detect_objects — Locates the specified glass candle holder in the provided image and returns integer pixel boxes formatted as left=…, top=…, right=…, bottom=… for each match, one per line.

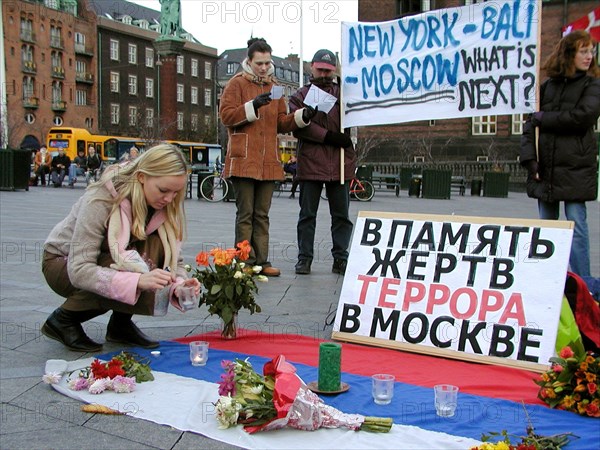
left=189, top=341, right=209, bottom=366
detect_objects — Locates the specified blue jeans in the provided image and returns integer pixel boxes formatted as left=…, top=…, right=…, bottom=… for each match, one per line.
left=230, top=177, right=275, bottom=267
left=68, top=165, right=85, bottom=184
left=297, top=180, right=353, bottom=263
left=538, top=200, right=590, bottom=277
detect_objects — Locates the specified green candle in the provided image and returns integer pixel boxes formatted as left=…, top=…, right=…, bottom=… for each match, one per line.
left=318, top=342, right=341, bottom=391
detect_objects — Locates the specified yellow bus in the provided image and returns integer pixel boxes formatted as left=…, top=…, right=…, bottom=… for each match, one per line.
left=46, top=127, right=144, bottom=162
left=47, top=127, right=222, bottom=167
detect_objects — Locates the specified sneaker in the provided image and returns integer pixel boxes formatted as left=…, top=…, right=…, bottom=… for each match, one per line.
left=295, top=260, right=311, bottom=275
left=332, top=259, right=347, bottom=275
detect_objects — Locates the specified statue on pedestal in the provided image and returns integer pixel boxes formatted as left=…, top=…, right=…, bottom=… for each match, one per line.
left=159, top=0, right=182, bottom=38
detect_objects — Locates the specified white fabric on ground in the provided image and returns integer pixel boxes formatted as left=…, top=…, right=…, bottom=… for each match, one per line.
left=46, top=359, right=481, bottom=450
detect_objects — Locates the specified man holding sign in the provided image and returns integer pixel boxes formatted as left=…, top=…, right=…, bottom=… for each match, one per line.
left=289, top=49, right=357, bottom=275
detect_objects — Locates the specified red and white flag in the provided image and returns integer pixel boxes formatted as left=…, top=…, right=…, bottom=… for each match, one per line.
left=562, top=7, right=600, bottom=42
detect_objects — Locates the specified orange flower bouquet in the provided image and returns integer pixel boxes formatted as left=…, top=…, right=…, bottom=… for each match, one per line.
left=534, top=346, right=599, bottom=417
left=190, top=240, right=267, bottom=338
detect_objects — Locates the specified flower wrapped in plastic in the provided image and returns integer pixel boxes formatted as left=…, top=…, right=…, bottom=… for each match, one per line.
left=215, top=355, right=392, bottom=433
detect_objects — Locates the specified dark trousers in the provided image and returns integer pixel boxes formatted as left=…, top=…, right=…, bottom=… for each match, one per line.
left=35, top=166, right=50, bottom=185
left=230, top=177, right=276, bottom=267
left=42, top=234, right=164, bottom=315
left=51, top=169, right=66, bottom=186
left=297, top=180, right=353, bottom=262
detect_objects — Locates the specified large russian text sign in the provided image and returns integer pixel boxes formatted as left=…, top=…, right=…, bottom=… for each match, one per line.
left=332, top=213, right=573, bottom=371
left=341, top=0, right=540, bottom=127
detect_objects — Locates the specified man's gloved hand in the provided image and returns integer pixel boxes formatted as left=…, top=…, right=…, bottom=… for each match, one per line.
left=252, top=92, right=272, bottom=111
left=302, top=105, right=317, bottom=122
left=526, top=160, right=540, bottom=180
left=324, top=131, right=353, bottom=148
left=531, top=111, right=543, bottom=127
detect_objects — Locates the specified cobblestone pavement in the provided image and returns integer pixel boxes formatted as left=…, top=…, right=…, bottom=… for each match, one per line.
left=1, top=184, right=598, bottom=449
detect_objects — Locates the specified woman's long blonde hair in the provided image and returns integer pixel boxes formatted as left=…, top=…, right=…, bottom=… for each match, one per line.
left=93, top=144, right=189, bottom=240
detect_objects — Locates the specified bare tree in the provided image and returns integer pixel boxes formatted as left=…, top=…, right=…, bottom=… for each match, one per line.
left=354, top=128, right=389, bottom=165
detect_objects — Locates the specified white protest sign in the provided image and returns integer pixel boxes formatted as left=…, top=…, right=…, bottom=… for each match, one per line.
left=341, top=0, right=540, bottom=127
left=332, top=212, right=573, bottom=372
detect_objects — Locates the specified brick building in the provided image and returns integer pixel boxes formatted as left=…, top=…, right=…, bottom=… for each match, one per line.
left=1, top=0, right=98, bottom=150
left=357, top=0, right=600, bottom=164
left=0, top=0, right=218, bottom=152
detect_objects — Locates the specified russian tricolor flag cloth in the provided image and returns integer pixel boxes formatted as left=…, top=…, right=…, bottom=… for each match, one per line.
left=46, top=331, right=598, bottom=449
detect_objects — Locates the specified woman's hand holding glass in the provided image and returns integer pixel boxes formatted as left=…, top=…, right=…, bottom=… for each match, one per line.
left=138, top=268, right=174, bottom=291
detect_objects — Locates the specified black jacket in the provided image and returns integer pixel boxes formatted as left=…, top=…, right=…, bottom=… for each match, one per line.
left=520, top=73, right=600, bottom=202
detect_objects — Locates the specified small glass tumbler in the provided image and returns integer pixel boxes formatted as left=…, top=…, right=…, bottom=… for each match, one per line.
left=189, top=341, right=209, bottom=366
left=372, top=374, right=395, bottom=405
left=434, top=384, right=459, bottom=417
left=178, top=285, right=198, bottom=312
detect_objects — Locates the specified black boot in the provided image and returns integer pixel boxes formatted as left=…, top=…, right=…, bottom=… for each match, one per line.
left=106, top=312, right=159, bottom=349
left=41, top=308, right=104, bottom=352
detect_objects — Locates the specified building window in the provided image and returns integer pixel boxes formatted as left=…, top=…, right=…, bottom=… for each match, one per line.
left=145, top=108, right=154, bottom=127
left=53, top=116, right=63, bottom=126
left=512, top=114, right=525, bottom=135
left=191, top=86, right=198, bottom=104
left=25, top=113, right=36, bottom=124
left=145, top=78, right=154, bottom=98
left=75, top=60, right=87, bottom=75
left=177, top=55, right=184, bottom=74
left=129, top=106, right=138, bottom=126
left=122, top=15, right=132, bottom=25
left=128, top=43, right=137, bottom=64
left=22, top=76, right=34, bottom=99
left=177, top=112, right=184, bottom=130
left=145, top=47, right=154, bottom=68
left=472, top=116, right=497, bottom=135
left=177, top=84, right=184, bottom=102
left=21, top=44, right=34, bottom=64
left=20, top=18, right=33, bottom=41
left=204, top=88, right=212, bottom=107
left=110, top=39, right=119, bottom=61
left=397, top=0, right=422, bottom=16
left=52, top=81, right=62, bottom=103
left=128, top=75, right=137, bottom=95
left=110, top=103, right=120, bottom=124
left=227, top=62, right=235, bottom=74
left=75, top=89, right=87, bottom=106
left=110, top=72, right=119, bottom=93
left=205, top=62, right=212, bottom=80
left=204, top=115, right=212, bottom=126
left=191, top=58, right=198, bottom=77
left=50, top=26, right=62, bottom=48
left=191, top=113, right=198, bottom=131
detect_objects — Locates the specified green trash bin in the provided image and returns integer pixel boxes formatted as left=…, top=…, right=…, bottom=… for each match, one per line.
left=196, top=171, right=213, bottom=199
left=422, top=169, right=452, bottom=199
left=483, top=172, right=510, bottom=198
left=400, top=168, right=413, bottom=190
left=0, top=149, right=31, bottom=191
left=356, top=164, right=373, bottom=181
left=471, top=179, right=482, bottom=196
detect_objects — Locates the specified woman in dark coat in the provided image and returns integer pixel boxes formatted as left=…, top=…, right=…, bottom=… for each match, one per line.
left=520, top=30, right=600, bottom=278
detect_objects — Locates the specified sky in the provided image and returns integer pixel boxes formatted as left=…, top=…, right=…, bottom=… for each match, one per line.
left=128, top=0, right=359, bottom=59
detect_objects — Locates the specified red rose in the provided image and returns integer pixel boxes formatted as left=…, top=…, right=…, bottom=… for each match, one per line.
left=585, top=402, right=600, bottom=417
left=588, top=382, right=597, bottom=395
left=559, top=347, right=574, bottom=359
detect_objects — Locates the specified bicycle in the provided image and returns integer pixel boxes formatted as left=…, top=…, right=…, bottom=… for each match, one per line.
left=320, top=176, right=375, bottom=202
left=199, top=165, right=230, bottom=202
